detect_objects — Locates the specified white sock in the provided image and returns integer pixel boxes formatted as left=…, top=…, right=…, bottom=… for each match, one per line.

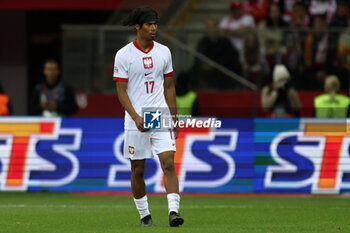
left=133, top=195, right=150, bottom=219
left=167, top=193, right=180, bottom=214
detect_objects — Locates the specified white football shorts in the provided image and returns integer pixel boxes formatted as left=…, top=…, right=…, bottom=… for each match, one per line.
left=123, top=129, right=176, bottom=160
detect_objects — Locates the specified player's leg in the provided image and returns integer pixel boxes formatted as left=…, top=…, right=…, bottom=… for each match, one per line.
left=152, top=129, right=184, bottom=227
left=130, top=159, right=146, bottom=199
left=158, top=151, right=184, bottom=227
left=130, top=159, right=153, bottom=226
left=124, top=130, right=153, bottom=226
left=158, top=151, right=178, bottom=194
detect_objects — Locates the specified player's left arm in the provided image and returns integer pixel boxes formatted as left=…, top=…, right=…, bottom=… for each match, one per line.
left=164, top=76, right=178, bottom=139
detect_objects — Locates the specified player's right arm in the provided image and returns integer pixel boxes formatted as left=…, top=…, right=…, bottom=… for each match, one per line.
left=114, top=49, right=146, bottom=132
left=116, top=81, right=147, bottom=132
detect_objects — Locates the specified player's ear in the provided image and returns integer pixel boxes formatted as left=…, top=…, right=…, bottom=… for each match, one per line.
left=135, top=24, right=141, bottom=30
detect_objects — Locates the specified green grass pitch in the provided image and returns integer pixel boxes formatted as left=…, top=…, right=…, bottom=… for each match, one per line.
left=0, top=193, right=349, bottom=233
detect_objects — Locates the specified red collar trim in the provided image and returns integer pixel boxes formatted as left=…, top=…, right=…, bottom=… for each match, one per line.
left=133, top=40, right=154, bottom=54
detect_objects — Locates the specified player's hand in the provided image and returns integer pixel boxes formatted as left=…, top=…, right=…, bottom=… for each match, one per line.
left=133, top=115, right=149, bottom=132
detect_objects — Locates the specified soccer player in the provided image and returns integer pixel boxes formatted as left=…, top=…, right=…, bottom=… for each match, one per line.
left=113, top=6, right=184, bottom=227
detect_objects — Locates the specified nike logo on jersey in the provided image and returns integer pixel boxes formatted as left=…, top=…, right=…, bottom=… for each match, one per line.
left=145, top=72, right=152, bottom=76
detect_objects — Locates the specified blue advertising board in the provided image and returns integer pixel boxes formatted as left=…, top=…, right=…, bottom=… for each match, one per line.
left=0, top=117, right=349, bottom=194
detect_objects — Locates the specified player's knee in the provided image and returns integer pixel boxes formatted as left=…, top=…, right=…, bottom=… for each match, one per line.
left=132, top=166, right=145, bottom=178
left=161, top=160, right=175, bottom=175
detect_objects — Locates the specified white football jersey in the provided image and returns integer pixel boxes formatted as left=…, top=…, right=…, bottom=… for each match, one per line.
left=113, top=40, right=174, bottom=130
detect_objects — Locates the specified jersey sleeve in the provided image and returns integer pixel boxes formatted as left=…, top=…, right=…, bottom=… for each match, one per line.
left=163, top=47, right=174, bottom=78
left=113, top=50, right=128, bottom=82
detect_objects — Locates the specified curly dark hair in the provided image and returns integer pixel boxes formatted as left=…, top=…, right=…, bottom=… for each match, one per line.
left=121, top=6, right=158, bottom=26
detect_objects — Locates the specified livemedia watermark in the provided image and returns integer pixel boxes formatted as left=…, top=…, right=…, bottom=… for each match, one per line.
left=142, top=108, right=222, bottom=130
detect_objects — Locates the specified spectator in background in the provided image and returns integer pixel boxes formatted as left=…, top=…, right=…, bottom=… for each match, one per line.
left=261, top=64, right=301, bottom=117
left=175, top=72, right=200, bottom=117
left=328, top=1, right=349, bottom=79
left=258, top=3, right=288, bottom=70
left=289, top=2, right=310, bottom=48
left=273, top=0, right=309, bottom=22
left=219, top=1, right=255, bottom=52
left=304, top=14, right=332, bottom=89
left=241, top=32, right=269, bottom=88
left=329, top=0, right=349, bottom=28
left=337, top=28, right=350, bottom=91
left=0, top=82, right=11, bottom=116
left=309, top=0, right=336, bottom=24
left=193, top=19, right=240, bottom=89
left=243, top=0, right=270, bottom=24
left=290, top=1, right=310, bottom=28
left=280, top=34, right=304, bottom=88
left=30, top=59, right=78, bottom=117
left=314, top=75, right=350, bottom=118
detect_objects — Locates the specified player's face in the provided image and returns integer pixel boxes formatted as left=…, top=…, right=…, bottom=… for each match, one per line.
left=138, top=21, right=157, bottom=40
left=43, top=62, right=60, bottom=85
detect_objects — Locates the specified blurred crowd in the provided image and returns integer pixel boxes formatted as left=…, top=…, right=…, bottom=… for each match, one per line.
left=192, top=0, right=350, bottom=92
left=2, top=0, right=350, bottom=118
